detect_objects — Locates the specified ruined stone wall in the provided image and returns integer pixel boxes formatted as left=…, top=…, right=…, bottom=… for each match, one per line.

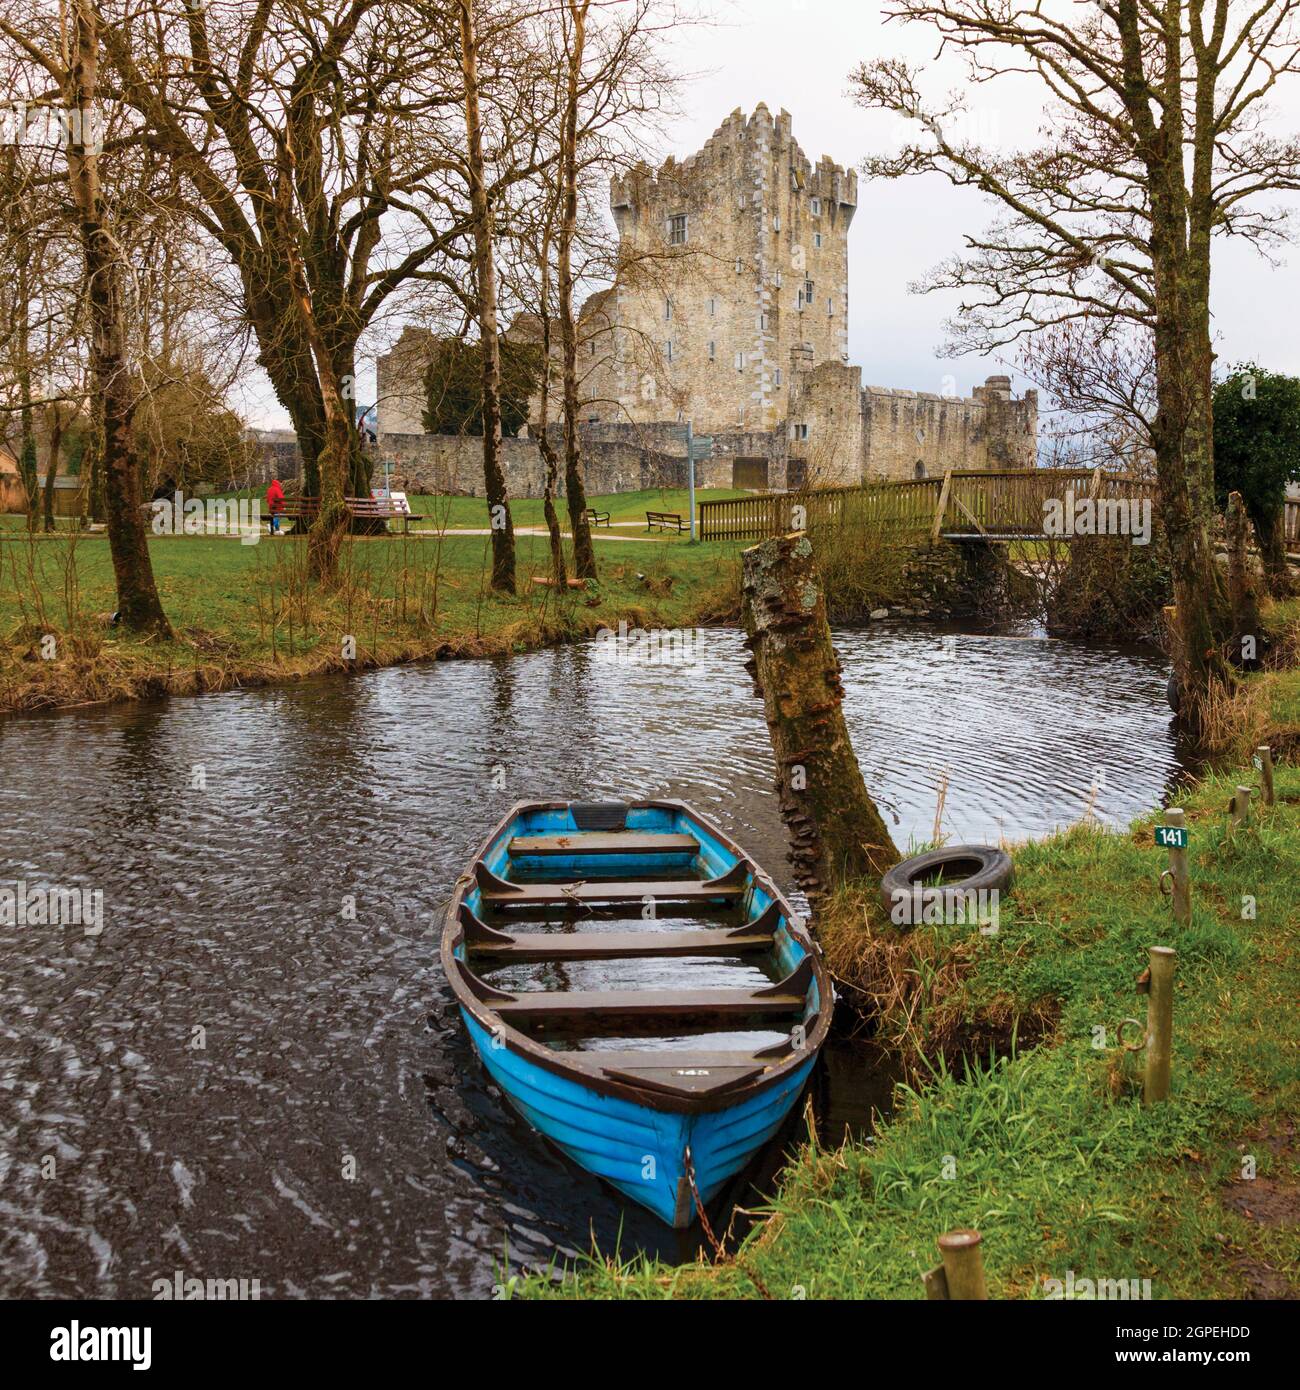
left=377, top=431, right=687, bottom=499
left=859, top=375, right=1039, bottom=481
left=607, top=105, right=855, bottom=434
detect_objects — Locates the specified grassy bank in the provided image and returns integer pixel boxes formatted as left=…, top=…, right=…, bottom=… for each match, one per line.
left=515, top=604, right=1300, bottom=1300
left=0, top=526, right=744, bottom=713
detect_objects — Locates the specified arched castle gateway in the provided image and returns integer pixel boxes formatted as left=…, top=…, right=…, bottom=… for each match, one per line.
left=376, top=106, right=1038, bottom=496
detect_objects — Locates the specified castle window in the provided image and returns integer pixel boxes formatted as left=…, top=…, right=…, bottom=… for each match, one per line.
left=668, top=214, right=688, bottom=245
left=708, top=341, right=716, bottom=361
left=664, top=340, right=673, bottom=361
left=707, top=297, right=717, bottom=316
left=773, top=213, right=781, bottom=233
left=759, top=312, right=769, bottom=331
left=735, top=258, right=743, bottom=274
left=828, top=297, right=834, bottom=316
left=775, top=368, right=783, bottom=387
left=735, top=351, right=744, bottom=371
left=791, top=423, right=809, bottom=441
left=811, top=197, right=821, bottom=216
left=774, top=270, right=782, bottom=288
left=664, top=296, right=673, bottom=321
left=814, top=232, right=823, bottom=249
left=805, top=279, right=814, bottom=303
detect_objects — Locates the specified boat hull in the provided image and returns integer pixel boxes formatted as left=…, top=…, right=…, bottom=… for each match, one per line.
left=463, top=1012, right=816, bottom=1227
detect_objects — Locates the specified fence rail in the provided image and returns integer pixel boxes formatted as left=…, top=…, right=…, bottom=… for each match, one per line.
left=697, top=468, right=1158, bottom=544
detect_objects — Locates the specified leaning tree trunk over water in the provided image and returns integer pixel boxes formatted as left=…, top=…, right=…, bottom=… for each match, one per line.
left=741, top=533, right=900, bottom=903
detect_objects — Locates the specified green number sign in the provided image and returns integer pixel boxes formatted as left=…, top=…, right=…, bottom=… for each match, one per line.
left=1155, top=826, right=1188, bottom=849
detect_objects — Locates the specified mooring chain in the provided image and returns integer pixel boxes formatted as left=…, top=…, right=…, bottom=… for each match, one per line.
left=683, top=1146, right=723, bottom=1258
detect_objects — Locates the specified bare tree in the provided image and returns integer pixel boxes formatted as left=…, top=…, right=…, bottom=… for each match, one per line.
left=850, top=0, right=1300, bottom=727
left=0, top=0, right=172, bottom=632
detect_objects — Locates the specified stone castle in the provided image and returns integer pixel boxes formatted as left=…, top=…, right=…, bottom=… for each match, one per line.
left=376, top=105, right=1037, bottom=495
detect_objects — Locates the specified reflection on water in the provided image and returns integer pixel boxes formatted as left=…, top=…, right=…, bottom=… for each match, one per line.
left=0, top=623, right=1183, bottom=1297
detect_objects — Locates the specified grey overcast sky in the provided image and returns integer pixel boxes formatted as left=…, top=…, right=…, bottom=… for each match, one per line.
left=238, top=0, right=1300, bottom=428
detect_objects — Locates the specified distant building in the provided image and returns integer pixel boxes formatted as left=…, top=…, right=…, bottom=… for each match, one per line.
left=376, top=104, right=1038, bottom=494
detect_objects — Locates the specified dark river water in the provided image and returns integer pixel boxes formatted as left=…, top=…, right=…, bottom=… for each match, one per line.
left=0, top=623, right=1188, bottom=1298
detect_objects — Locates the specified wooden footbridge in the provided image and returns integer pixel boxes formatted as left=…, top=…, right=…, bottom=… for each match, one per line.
left=697, top=468, right=1159, bottom=544
left=698, top=467, right=1300, bottom=551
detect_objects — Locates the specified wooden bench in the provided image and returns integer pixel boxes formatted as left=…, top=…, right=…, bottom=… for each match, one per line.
left=646, top=510, right=687, bottom=533
left=585, top=508, right=611, bottom=527
left=272, top=496, right=426, bottom=533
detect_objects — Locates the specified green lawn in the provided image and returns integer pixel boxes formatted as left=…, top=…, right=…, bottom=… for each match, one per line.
left=0, top=527, right=745, bottom=710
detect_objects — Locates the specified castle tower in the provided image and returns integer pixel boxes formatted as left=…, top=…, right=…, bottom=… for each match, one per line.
left=605, top=106, right=856, bottom=433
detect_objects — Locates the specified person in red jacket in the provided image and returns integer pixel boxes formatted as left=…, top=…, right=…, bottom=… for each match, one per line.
left=265, top=478, right=285, bottom=534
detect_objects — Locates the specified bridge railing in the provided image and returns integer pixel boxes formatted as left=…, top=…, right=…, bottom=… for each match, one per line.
left=697, top=468, right=1156, bottom=543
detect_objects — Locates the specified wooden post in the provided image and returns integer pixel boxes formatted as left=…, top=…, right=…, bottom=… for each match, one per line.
left=1231, top=785, right=1252, bottom=831
left=931, top=469, right=954, bottom=543
left=740, top=534, right=900, bottom=902
left=1163, top=807, right=1191, bottom=927
left=1143, top=946, right=1176, bottom=1105
left=1256, top=746, right=1275, bottom=807
left=937, top=1229, right=988, bottom=1300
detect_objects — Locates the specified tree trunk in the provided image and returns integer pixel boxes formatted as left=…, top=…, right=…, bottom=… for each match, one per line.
left=459, top=0, right=515, bottom=594
left=67, top=2, right=171, bottom=636
left=740, top=533, right=900, bottom=903
left=42, top=405, right=65, bottom=533
left=536, top=226, right=567, bottom=586
left=558, top=0, right=596, bottom=581
left=1226, top=491, right=1261, bottom=668
left=15, top=250, right=38, bottom=526
left=1252, top=507, right=1294, bottom=600
left=1147, top=184, right=1227, bottom=727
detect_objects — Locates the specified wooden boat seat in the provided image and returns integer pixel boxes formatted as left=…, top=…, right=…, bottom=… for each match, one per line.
left=474, top=858, right=751, bottom=906
left=495, top=987, right=805, bottom=1027
left=508, top=831, right=700, bottom=856
left=463, top=957, right=815, bottom=1035
left=459, top=901, right=783, bottom=960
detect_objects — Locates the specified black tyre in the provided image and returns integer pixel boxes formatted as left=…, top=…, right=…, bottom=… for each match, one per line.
left=1166, top=671, right=1180, bottom=714
left=880, top=845, right=1014, bottom=926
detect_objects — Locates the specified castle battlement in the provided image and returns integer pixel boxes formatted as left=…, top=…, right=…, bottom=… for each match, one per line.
left=378, top=106, right=1038, bottom=492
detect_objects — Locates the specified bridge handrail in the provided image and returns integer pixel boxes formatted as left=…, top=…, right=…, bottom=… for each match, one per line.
left=697, top=469, right=1158, bottom=542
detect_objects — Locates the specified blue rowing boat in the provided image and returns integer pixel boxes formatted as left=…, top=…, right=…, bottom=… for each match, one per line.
left=441, top=799, right=831, bottom=1228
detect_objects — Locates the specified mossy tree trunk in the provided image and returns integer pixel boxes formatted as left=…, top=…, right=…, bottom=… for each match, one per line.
left=741, top=533, right=900, bottom=903
left=1253, top=506, right=1294, bottom=600
left=1226, top=491, right=1261, bottom=667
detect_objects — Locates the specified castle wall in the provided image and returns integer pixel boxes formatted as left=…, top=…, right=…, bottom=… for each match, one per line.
left=860, top=375, right=1039, bottom=480
left=373, top=106, right=1039, bottom=487
left=607, top=105, right=855, bottom=434
left=377, top=431, right=688, bottom=499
